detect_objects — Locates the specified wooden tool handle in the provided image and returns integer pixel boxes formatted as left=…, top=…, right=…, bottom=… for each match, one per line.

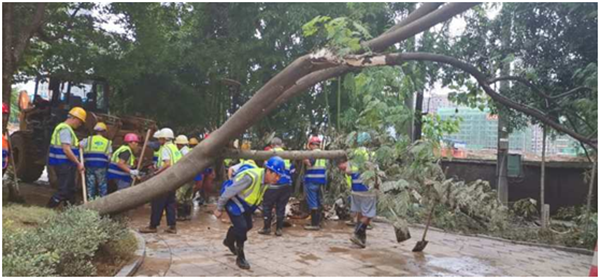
left=79, top=148, right=88, bottom=204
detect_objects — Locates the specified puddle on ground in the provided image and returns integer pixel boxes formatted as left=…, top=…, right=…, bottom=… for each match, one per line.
left=424, top=257, right=500, bottom=276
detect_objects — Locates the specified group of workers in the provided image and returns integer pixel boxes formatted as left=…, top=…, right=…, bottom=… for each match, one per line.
left=213, top=133, right=378, bottom=270
left=7, top=104, right=377, bottom=271
left=44, top=106, right=213, bottom=234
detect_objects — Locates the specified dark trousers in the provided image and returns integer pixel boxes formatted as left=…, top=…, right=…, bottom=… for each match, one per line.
left=150, top=191, right=176, bottom=228
left=48, top=164, right=77, bottom=207
left=263, top=186, right=291, bottom=223
left=226, top=209, right=253, bottom=245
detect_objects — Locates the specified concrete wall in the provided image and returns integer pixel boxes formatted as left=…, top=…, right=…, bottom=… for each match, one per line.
left=441, top=159, right=597, bottom=214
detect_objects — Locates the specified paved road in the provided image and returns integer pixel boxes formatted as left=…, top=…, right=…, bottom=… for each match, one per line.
left=128, top=203, right=593, bottom=277
left=7, top=182, right=593, bottom=276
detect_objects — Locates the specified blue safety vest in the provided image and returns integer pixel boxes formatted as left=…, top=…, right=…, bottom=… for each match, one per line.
left=107, top=145, right=135, bottom=182
left=304, top=150, right=327, bottom=184
left=83, top=135, right=111, bottom=168
left=48, top=123, right=79, bottom=166
left=348, top=165, right=368, bottom=192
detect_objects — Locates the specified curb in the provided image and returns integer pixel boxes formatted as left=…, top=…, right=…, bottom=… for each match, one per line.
left=115, top=229, right=146, bottom=277
left=374, top=216, right=594, bottom=256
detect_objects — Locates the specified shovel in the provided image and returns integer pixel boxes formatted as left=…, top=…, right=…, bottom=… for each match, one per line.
left=79, top=148, right=88, bottom=204
left=412, top=198, right=437, bottom=252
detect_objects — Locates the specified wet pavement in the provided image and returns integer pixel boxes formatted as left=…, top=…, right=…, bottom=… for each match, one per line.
left=7, top=182, right=593, bottom=277
left=128, top=203, right=593, bottom=277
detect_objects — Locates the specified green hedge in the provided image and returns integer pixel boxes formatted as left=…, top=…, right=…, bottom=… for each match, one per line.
left=3, top=206, right=131, bottom=276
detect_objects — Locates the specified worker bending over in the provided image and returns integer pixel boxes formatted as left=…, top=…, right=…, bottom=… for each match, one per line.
left=214, top=156, right=286, bottom=269
left=107, top=133, right=140, bottom=192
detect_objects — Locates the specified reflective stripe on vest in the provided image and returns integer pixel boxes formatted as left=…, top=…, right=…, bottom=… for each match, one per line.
left=48, top=123, right=79, bottom=166
left=234, top=168, right=266, bottom=206
left=107, top=145, right=134, bottom=182
left=349, top=164, right=368, bottom=192
left=273, top=147, right=292, bottom=185
left=83, top=135, right=111, bottom=168
left=157, top=143, right=182, bottom=168
left=304, top=151, right=327, bottom=184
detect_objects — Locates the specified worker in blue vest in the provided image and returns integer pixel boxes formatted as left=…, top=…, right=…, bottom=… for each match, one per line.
left=303, top=136, right=327, bottom=230
left=214, top=156, right=285, bottom=269
left=139, top=128, right=182, bottom=234
left=258, top=137, right=295, bottom=236
left=47, top=107, right=87, bottom=208
left=337, top=144, right=377, bottom=248
left=80, top=122, right=112, bottom=200
left=107, top=133, right=140, bottom=191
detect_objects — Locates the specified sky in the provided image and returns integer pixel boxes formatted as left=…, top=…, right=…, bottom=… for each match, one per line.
left=15, top=3, right=501, bottom=98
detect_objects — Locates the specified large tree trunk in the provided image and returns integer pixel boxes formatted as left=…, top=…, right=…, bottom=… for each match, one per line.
left=413, top=90, right=424, bottom=141
left=84, top=3, right=478, bottom=215
left=222, top=149, right=347, bottom=161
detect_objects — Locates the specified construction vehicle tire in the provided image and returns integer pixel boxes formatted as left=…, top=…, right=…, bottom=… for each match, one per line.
left=10, top=132, right=45, bottom=183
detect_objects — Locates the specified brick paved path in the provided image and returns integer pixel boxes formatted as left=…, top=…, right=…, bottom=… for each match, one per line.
left=129, top=204, right=593, bottom=277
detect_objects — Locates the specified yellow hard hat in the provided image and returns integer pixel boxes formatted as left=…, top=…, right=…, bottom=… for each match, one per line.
left=241, top=141, right=251, bottom=151
left=94, top=122, right=107, bottom=131
left=175, top=135, right=189, bottom=145
left=189, top=138, right=199, bottom=145
left=69, top=107, right=87, bottom=123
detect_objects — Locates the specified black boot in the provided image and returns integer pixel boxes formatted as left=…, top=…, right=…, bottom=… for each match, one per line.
left=235, top=243, right=251, bottom=269
left=47, top=197, right=60, bottom=208
left=350, top=222, right=366, bottom=248
left=258, top=217, right=271, bottom=235
left=223, top=226, right=237, bottom=255
left=304, top=210, right=320, bottom=230
left=275, top=217, right=284, bottom=236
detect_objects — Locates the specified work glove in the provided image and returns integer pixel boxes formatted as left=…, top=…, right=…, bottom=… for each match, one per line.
left=130, top=169, right=140, bottom=177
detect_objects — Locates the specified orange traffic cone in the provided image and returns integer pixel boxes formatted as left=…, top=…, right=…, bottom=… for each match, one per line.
left=590, top=243, right=597, bottom=277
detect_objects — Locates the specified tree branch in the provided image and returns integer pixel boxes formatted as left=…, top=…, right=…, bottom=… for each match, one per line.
left=340, top=52, right=597, bottom=150
left=13, top=3, right=46, bottom=65
left=36, top=4, right=82, bottom=42
left=489, top=76, right=592, bottom=100
left=221, top=149, right=348, bottom=161
left=382, top=3, right=444, bottom=35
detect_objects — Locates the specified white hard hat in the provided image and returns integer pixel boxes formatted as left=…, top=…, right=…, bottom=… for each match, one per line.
left=153, top=130, right=162, bottom=139
left=175, top=135, right=189, bottom=145
left=159, top=128, right=174, bottom=139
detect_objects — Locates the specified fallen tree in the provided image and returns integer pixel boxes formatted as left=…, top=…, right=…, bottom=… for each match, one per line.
left=84, top=2, right=475, bottom=215
left=220, top=149, right=348, bottom=161
left=84, top=2, right=595, bottom=215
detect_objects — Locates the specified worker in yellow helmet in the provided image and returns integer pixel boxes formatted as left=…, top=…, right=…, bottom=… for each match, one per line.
left=47, top=107, right=87, bottom=208
left=175, top=134, right=194, bottom=221
left=189, top=137, right=199, bottom=148
left=80, top=122, right=112, bottom=200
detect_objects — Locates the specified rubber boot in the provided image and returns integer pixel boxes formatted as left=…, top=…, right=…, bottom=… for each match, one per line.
left=350, top=223, right=366, bottom=248
left=304, top=210, right=320, bottom=231
left=236, top=243, right=251, bottom=269
left=223, top=226, right=237, bottom=255
left=275, top=217, right=284, bottom=236
left=258, top=217, right=272, bottom=235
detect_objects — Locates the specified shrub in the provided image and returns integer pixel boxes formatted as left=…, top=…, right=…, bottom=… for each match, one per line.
left=3, top=206, right=132, bottom=276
